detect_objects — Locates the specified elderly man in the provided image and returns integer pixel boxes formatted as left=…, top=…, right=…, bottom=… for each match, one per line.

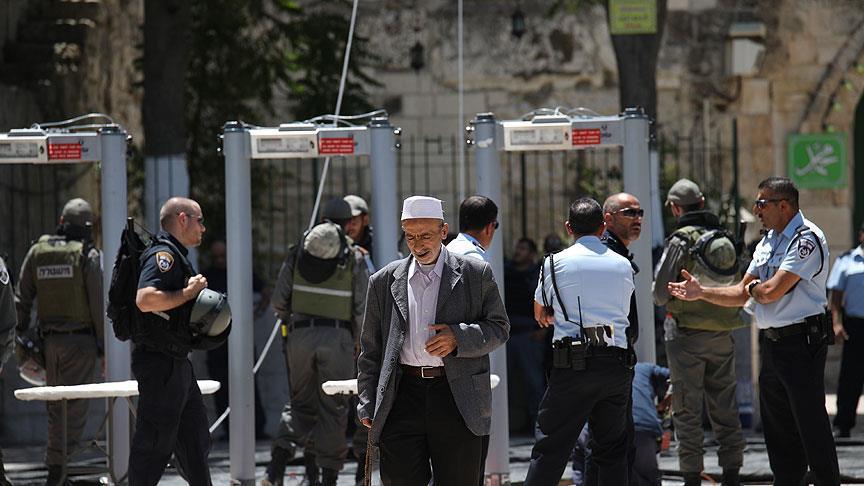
left=357, top=195, right=509, bottom=485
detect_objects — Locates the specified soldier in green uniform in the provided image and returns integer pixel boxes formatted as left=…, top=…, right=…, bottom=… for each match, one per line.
left=653, top=180, right=745, bottom=486
left=263, top=198, right=370, bottom=486
left=0, top=255, right=16, bottom=486
left=15, top=198, right=103, bottom=486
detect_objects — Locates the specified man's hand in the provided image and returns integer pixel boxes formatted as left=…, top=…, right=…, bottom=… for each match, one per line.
left=184, top=274, right=208, bottom=301
left=425, top=324, right=457, bottom=357
left=361, top=418, right=372, bottom=428
left=834, top=321, right=849, bottom=342
left=667, top=269, right=704, bottom=302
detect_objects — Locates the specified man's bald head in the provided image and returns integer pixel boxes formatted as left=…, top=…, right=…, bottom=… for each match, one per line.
left=159, top=197, right=206, bottom=247
left=160, top=197, right=198, bottom=230
left=602, top=192, right=642, bottom=247
left=603, top=193, right=638, bottom=214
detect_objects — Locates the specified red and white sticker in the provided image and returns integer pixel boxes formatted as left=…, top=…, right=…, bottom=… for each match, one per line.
left=318, top=137, right=355, bottom=155
left=48, top=143, right=82, bottom=160
left=572, top=128, right=602, bottom=146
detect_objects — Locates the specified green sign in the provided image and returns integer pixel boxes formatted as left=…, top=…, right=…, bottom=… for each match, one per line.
left=609, top=0, right=657, bottom=35
left=788, top=133, right=847, bottom=189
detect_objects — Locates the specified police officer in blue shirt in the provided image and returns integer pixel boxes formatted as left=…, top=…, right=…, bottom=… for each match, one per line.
left=827, top=222, right=864, bottom=438
left=525, top=198, right=635, bottom=486
left=669, top=177, right=839, bottom=486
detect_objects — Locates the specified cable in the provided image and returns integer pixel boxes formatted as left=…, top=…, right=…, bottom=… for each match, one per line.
left=209, top=317, right=283, bottom=434
left=32, top=113, right=115, bottom=129
left=306, top=0, right=360, bottom=232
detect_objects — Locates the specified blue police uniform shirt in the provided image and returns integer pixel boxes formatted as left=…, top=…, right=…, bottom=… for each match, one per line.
left=827, top=246, right=864, bottom=318
left=745, top=211, right=829, bottom=328
left=533, top=235, right=634, bottom=348
left=138, top=230, right=193, bottom=292
left=446, top=232, right=488, bottom=262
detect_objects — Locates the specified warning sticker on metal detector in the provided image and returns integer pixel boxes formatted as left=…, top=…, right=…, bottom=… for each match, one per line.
left=48, top=143, right=83, bottom=160
left=572, top=129, right=602, bottom=146
left=318, top=137, right=355, bottom=155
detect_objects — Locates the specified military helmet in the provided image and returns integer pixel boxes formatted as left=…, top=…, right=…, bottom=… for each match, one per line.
left=692, top=230, right=738, bottom=279
left=61, top=198, right=93, bottom=227
left=297, top=222, right=349, bottom=283
left=190, top=288, right=232, bottom=337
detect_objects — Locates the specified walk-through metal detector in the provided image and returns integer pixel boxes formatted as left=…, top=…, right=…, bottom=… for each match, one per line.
left=0, top=124, right=131, bottom=481
left=470, top=108, right=653, bottom=482
left=221, top=115, right=400, bottom=484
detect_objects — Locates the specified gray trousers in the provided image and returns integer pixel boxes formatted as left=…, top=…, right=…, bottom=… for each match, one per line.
left=665, top=328, right=744, bottom=473
left=43, top=333, right=98, bottom=466
left=274, top=327, right=354, bottom=470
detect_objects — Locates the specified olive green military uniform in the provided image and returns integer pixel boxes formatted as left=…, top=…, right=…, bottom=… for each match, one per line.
left=653, top=211, right=745, bottom=477
left=15, top=233, right=103, bottom=468
left=269, top=222, right=369, bottom=479
left=0, top=256, right=17, bottom=485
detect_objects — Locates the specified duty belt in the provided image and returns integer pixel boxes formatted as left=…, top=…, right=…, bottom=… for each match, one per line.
left=42, top=327, right=93, bottom=336
left=580, top=325, right=614, bottom=347
left=292, top=318, right=352, bottom=332
left=760, top=312, right=832, bottom=344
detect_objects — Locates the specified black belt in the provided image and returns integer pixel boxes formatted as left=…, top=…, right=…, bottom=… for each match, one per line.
left=401, top=364, right=446, bottom=379
left=760, top=313, right=829, bottom=343
left=293, top=318, right=351, bottom=331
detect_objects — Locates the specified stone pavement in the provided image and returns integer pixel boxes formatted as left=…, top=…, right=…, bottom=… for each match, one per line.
left=4, top=430, right=864, bottom=485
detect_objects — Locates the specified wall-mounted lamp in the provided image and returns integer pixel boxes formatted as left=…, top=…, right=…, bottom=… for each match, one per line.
left=410, top=41, right=425, bottom=71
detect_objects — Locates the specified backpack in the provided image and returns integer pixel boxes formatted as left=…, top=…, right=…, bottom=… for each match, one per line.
left=106, top=218, right=150, bottom=341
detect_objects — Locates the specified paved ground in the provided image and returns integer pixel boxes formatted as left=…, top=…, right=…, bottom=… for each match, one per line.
left=5, top=429, right=864, bottom=485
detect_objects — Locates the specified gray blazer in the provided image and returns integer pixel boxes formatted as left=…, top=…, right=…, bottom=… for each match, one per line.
left=357, top=249, right=510, bottom=444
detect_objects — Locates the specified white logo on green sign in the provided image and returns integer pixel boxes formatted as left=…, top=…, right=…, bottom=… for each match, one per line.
left=787, top=133, right=847, bottom=189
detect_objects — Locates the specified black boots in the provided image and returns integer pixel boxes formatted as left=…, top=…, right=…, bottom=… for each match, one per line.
left=262, top=445, right=294, bottom=486
left=683, top=472, right=702, bottom=486
left=721, top=468, right=741, bottom=486
left=321, top=468, right=338, bottom=486
left=300, top=452, right=319, bottom=486
left=45, top=465, right=67, bottom=486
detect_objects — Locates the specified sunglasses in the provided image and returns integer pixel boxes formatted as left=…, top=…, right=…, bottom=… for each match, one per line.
left=614, top=207, right=644, bottom=218
left=178, top=212, right=204, bottom=224
left=493, top=221, right=500, bottom=229
left=754, top=198, right=787, bottom=209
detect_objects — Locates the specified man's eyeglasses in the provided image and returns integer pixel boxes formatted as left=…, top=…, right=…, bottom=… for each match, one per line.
left=754, top=198, right=787, bottom=210
left=493, top=221, right=500, bottom=229
left=614, top=207, right=644, bottom=218
left=178, top=212, right=204, bottom=224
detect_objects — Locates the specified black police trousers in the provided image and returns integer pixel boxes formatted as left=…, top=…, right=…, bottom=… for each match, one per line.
left=525, top=355, right=633, bottom=486
left=834, top=316, right=864, bottom=433
left=759, top=332, right=839, bottom=486
left=129, top=347, right=211, bottom=486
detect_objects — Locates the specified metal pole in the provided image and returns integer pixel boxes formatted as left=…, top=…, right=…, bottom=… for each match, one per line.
left=223, top=122, right=256, bottom=485
left=472, top=112, right=510, bottom=482
left=621, top=108, right=656, bottom=364
left=369, top=116, right=400, bottom=267
left=99, top=124, right=130, bottom=480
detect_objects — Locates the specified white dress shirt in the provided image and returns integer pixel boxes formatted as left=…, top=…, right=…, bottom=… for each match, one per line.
left=400, top=246, right=447, bottom=367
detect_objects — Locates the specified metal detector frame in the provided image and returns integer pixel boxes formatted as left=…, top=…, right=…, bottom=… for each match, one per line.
left=469, top=108, right=653, bottom=482
left=221, top=116, right=400, bottom=484
left=0, top=125, right=131, bottom=482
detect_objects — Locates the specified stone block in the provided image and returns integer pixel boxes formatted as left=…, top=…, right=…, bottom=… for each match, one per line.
left=433, top=92, right=487, bottom=117
left=688, top=0, right=717, bottom=10
left=803, top=204, right=851, bottom=256
left=740, top=78, right=771, bottom=115
left=402, top=93, right=434, bottom=117
left=667, top=0, right=689, bottom=11
left=817, top=37, right=845, bottom=65
left=787, top=37, right=817, bottom=66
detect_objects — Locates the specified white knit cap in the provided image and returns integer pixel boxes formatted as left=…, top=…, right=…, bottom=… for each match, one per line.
left=400, top=196, right=444, bottom=221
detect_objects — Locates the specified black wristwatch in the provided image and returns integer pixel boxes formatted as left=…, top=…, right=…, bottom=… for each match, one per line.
left=747, top=279, right=761, bottom=298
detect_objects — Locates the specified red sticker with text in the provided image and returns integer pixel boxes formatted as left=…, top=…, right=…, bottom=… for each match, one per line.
left=318, top=137, right=355, bottom=155
left=572, top=129, right=602, bottom=146
left=48, top=143, right=82, bottom=160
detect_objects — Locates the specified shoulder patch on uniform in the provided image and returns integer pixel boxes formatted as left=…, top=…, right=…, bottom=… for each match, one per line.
left=156, top=251, right=174, bottom=273
left=0, top=259, right=8, bottom=286
left=798, top=237, right=816, bottom=259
